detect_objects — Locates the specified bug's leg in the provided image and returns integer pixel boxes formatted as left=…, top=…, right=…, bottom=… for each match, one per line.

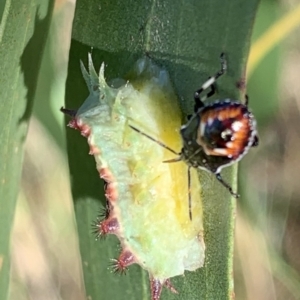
left=252, top=135, right=259, bottom=147
left=188, top=166, right=192, bottom=221
left=194, top=53, right=227, bottom=112
left=245, top=94, right=249, bottom=106
left=215, top=173, right=239, bottom=198
left=194, top=80, right=216, bottom=112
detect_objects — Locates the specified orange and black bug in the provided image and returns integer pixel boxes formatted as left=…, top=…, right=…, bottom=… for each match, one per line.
left=130, top=53, right=258, bottom=219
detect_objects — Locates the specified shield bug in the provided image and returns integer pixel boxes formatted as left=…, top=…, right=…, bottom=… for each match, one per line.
left=130, top=53, right=258, bottom=208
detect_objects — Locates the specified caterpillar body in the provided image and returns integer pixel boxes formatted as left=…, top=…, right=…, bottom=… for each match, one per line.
left=62, top=55, right=205, bottom=300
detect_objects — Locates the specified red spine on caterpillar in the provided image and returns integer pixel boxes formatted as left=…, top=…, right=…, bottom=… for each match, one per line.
left=62, top=54, right=205, bottom=300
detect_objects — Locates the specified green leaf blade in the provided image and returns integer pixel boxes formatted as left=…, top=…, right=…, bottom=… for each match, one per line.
left=0, top=1, right=54, bottom=298
left=65, top=1, right=259, bottom=299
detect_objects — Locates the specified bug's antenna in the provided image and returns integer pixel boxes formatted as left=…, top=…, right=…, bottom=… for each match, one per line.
left=129, top=124, right=194, bottom=221
left=188, top=167, right=192, bottom=220
left=215, top=173, right=239, bottom=198
left=129, top=125, right=179, bottom=156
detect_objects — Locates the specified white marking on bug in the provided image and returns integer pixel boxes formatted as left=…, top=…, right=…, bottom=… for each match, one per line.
left=213, top=148, right=229, bottom=155
left=221, top=129, right=233, bottom=140
left=217, top=114, right=224, bottom=121
left=200, top=121, right=206, bottom=136
left=232, top=121, right=243, bottom=132
left=207, top=117, right=214, bottom=126
left=226, top=142, right=234, bottom=148
left=180, top=124, right=186, bottom=130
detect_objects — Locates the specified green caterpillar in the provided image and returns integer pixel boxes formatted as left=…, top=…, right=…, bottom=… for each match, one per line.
left=62, top=55, right=205, bottom=300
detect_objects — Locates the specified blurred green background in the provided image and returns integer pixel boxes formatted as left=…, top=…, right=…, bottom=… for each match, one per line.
left=9, top=0, right=300, bottom=299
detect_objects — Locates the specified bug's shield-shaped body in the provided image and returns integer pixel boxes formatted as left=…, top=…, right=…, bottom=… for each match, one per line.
left=64, top=55, right=205, bottom=300
left=181, top=100, right=256, bottom=174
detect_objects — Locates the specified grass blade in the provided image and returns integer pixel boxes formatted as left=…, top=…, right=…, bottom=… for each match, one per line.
left=0, top=1, right=54, bottom=298
left=65, top=0, right=259, bottom=299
